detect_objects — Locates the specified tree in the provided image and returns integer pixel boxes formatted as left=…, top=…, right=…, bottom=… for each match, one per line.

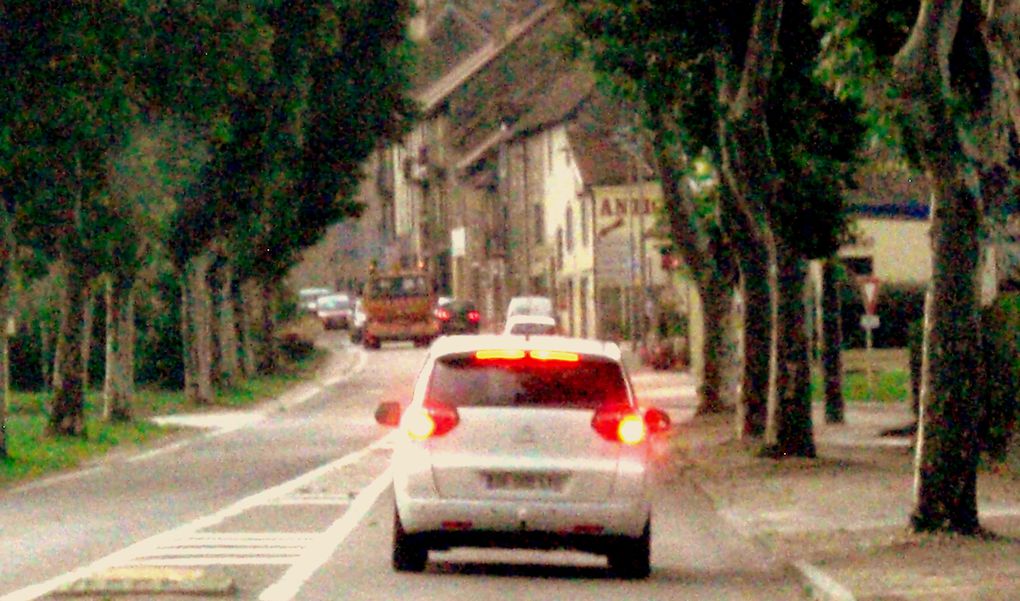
left=565, top=1, right=863, bottom=455
left=2, top=3, right=137, bottom=437
left=812, top=0, right=1018, bottom=533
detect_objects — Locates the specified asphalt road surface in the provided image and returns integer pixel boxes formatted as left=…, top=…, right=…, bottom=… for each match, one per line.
left=0, top=332, right=803, bottom=600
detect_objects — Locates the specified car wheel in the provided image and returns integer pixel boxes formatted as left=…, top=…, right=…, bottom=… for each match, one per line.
left=607, top=520, right=651, bottom=579
left=365, top=336, right=381, bottom=350
left=392, top=511, right=427, bottom=572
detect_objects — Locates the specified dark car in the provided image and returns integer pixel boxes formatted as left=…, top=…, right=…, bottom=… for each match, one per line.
left=434, top=298, right=481, bottom=335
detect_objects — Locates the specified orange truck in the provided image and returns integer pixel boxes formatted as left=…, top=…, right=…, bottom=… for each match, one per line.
left=360, top=267, right=439, bottom=349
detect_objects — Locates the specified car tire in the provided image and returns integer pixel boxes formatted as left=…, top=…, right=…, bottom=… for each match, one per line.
left=607, top=520, right=651, bottom=579
left=364, top=336, right=380, bottom=350
left=392, top=511, right=427, bottom=572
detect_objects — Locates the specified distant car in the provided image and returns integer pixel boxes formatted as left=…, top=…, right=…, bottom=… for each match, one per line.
left=298, top=287, right=334, bottom=312
left=503, top=314, right=558, bottom=336
left=316, top=293, right=353, bottom=330
left=434, top=298, right=481, bottom=335
left=350, top=298, right=366, bottom=343
left=374, top=335, right=671, bottom=578
left=505, top=295, right=555, bottom=320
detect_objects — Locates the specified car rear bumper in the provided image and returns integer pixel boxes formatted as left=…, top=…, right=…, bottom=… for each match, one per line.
left=394, top=495, right=651, bottom=539
left=366, top=321, right=439, bottom=340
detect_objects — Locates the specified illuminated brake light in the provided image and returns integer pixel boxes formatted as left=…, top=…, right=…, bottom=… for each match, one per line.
left=617, top=414, right=647, bottom=445
left=403, top=401, right=459, bottom=440
left=404, top=410, right=436, bottom=440
left=592, top=404, right=646, bottom=445
left=467, top=310, right=480, bottom=322
left=434, top=308, right=451, bottom=320
left=475, top=349, right=526, bottom=360
left=529, top=350, right=579, bottom=362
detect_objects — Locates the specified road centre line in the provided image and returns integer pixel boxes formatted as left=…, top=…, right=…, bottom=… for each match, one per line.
left=0, top=431, right=397, bottom=601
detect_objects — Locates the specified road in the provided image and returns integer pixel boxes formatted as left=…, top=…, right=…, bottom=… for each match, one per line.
left=0, top=332, right=802, bottom=600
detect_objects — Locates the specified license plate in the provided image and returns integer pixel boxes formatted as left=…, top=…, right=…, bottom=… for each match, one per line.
left=484, top=472, right=564, bottom=491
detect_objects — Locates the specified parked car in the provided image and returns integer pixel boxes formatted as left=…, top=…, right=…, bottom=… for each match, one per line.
left=434, top=297, right=481, bottom=335
left=502, top=314, right=558, bottom=336
left=505, top=295, right=555, bottom=321
left=374, top=334, right=671, bottom=578
left=350, top=298, right=366, bottom=343
left=298, top=287, right=334, bottom=312
left=316, top=293, right=353, bottom=330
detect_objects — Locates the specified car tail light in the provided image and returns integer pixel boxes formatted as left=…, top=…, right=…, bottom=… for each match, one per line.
left=403, top=400, right=459, bottom=440
left=592, top=404, right=646, bottom=445
left=434, top=307, right=451, bottom=321
left=467, top=310, right=480, bottom=323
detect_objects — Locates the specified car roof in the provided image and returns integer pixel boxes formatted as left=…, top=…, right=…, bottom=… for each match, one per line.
left=505, top=314, right=556, bottom=326
left=430, top=334, right=622, bottom=362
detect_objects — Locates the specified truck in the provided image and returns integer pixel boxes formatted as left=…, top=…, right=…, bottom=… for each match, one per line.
left=360, top=265, right=439, bottom=349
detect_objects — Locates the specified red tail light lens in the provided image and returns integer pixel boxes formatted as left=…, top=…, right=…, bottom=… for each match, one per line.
left=434, top=308, right=451, bottom=321
left=404, top=400, right=459, bottom=440
left=467, top=310, right=481, bottom=323
left=592, top=403, right=646, bottom=445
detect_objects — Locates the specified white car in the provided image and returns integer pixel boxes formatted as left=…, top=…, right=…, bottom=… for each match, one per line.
left=502, top=314, right=558, bottom=336
left=505, top=295, right=555, bottom=320
left=374, top=334, right=671, bottom=578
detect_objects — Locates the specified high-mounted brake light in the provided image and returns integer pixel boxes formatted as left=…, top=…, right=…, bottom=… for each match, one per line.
left=475, top=349, right=526, bottom=360
left=529, top=350, right=579, bottom=362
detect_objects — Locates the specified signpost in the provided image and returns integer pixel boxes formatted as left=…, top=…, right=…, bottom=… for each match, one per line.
left=858, top=276, right=881, bottom=400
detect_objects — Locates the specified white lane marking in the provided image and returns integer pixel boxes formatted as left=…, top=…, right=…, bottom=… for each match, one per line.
left=127, top=440, right=192, bottom=463
left=258, top=466, right=392, bottom=601
left=0, top=432, right=396, bottom=601
left=127, top=557, right=295, bottom=567
left=8, top=466, right=105, bottom=495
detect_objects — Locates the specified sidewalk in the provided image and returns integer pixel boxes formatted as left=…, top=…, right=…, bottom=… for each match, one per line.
left=627, top=348, right=1020, bottom=601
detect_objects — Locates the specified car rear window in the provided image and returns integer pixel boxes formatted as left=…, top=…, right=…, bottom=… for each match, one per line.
left=427, top=354, right=629, bottom=410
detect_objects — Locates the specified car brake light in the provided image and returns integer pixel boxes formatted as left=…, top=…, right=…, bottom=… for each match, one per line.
left=475, top=349, right=526, bottom=360
left=404, top=400, right=459, bottom=440
left=592, top=404, right=646, bottom=445
left=467, top=310, right=480, bottom=322
left=529, top=350, right=579, bottom=362
left=434, top=307, right=451, bottom=320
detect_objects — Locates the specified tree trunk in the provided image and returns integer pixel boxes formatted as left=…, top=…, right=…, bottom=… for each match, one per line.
left=189, top=253, right=214, bottom=404
left=181, top=263, right=199, bottom=404
left=734, top=223, right=771, bottom=438
left=209, top=262, right=223, bottom=388
left=258, top=277, right=278, bottom=374
left=697, top=272, right=732, bottom=415
left=103, top=276, right=132, bottom=422
left=48, top=257, right=87, bottom=437
left=821, top=257, right=845, bottom=424
left=218, top=263, right=240, bottom=389
left=0, top=213, right=11, bottom=458
left=911, top=172, right=983, bottom=534
left=764, top=240, right=816, bottom=458
left=124, top=289, right=136, bottom=401
left=239, top=279, right=259, bottom=379
left=51, top=263, right=69, bottom=392
left=81, top=285, right=95, bottom=393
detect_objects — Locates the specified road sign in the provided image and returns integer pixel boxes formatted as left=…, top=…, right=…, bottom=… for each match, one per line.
left=859, top=276, right=881, bottom=315
left=860, top=314, right=880, bottom=330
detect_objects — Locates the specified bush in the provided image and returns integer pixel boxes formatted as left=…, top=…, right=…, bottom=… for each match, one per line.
left=978, top=293, right=1019, bottom=460
left=276, top=332, right=315, bottom=363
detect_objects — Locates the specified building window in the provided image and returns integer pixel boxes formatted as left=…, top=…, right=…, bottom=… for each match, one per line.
left=565, top=206, right=574, bottom=252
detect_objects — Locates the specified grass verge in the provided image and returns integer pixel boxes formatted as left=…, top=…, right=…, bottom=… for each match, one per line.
left=1, top=346, right=326, bottom=490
